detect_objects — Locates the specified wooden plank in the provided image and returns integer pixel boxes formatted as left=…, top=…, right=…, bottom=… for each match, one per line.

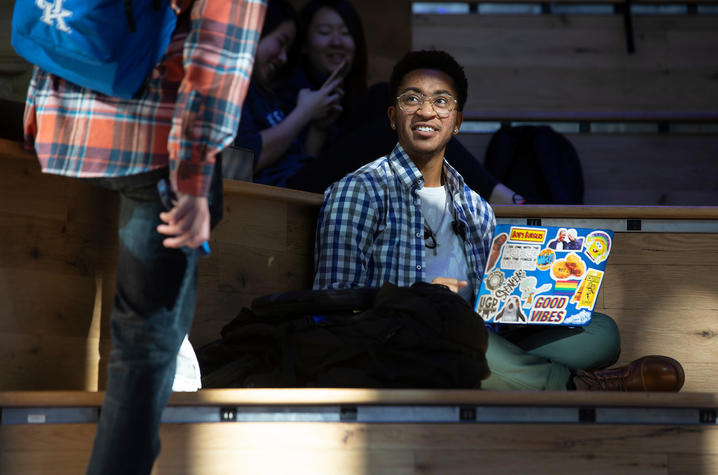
left=602, top=265, right=718, bottom=310
left=223, top=179, right=323, bottom=207
left=154, top=449, right=414, bottom=475
left=0, top=333, right=100, bottom=391
left=458, top=133, right=718, bottom=206
left=608, top=233, right=718, bottom=266
left=3, top=422, right=718, bottom=454
left=668, top=453, right=718, bottom=475
left=0, top=153, right=71, bottom=221
left=3, top=422, right=718, bottom=475
left=0, top=269, right=99, bottom=336
left=0, top=213, right=117, bottom=278
left=414, top=450, right=669, bottom=475
left=492, top=205, right=718, bottom=219
left=577, top=135, right=718, bottom=206
left=413, top=15, right=718, bottom=118
left=5, top=389, right=718, bottom=408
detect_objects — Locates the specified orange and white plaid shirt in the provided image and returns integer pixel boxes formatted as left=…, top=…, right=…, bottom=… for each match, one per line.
left=23, top=0, right=266, bottom=197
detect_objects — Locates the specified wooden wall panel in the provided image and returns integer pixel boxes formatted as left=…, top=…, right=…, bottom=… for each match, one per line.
left=413, top=15, right=718, bottom=119
left=4, top=421, right=718, bottom=474
left=0, top=332, right=101, bottom=391
left=413, top=451, right=669, bottom=475
left=0, top=147, right=117, bottom=391
left=456, top=133, right=718, bottom=206
left=193, top=191, right=317, bottom=347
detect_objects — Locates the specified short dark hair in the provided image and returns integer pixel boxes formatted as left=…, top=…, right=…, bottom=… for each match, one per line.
left=389, top=50, right=468, bottom=111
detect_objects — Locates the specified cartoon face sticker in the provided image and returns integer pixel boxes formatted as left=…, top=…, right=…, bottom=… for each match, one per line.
left=585, top=231, right=612, bottom=264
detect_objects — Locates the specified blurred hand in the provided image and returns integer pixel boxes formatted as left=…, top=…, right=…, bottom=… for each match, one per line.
left=157, top=192, right=210, bottom=249
left=431, top=277, right=468, bottom=294
left=296, top=78, right=343, bottom=123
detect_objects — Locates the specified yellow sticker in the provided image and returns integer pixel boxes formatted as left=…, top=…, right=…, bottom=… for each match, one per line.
left=572, top=269, right=604, bottom=309
left=509, top=227, right=546, bottom=243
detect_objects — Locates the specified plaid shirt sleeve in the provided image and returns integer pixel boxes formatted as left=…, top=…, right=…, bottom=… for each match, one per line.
left=313, top=175, right=381, bottom=289
left=468, top=187, right=496, bottom=279
left=170, top=0, right=266, bottom=196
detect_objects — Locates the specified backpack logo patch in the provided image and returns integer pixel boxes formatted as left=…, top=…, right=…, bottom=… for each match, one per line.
left=36, top=0, right=73, bottom=33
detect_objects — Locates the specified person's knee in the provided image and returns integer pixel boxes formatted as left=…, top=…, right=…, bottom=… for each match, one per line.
left=586, top=312, right=621, bottom=367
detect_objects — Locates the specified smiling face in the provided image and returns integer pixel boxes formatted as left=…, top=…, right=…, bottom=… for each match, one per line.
left=388, top=68, right=463, bottom=166
left=255, top=19, right=297, bottom=87
left=306, top=7, right=355, bottom=76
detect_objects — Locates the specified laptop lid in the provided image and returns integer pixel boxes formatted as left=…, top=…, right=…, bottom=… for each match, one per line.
left=474, top=224, right=613, bottom=326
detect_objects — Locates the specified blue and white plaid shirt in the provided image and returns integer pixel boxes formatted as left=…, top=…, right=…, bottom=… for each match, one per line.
left=314, top=143, right=496, bottom=300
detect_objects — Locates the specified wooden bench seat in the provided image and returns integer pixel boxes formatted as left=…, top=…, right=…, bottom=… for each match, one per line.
left=3, top=389, right=718, bottom=474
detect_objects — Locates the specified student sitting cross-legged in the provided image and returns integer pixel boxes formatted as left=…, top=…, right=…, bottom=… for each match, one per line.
left=313, top=50, right=685, bottom=391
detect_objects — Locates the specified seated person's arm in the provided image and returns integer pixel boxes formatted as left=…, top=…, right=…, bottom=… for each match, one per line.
left=256, top=80, right=342, bottom=173
left=313, top=177, right=378, bottom=289
left=431, top=277, right=468, bottom=294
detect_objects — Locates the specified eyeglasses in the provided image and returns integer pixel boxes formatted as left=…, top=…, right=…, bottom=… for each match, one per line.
left=396, top=91, right=458, bottom=118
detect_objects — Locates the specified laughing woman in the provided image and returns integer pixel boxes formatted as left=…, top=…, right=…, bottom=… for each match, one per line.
left=232, top=0, right=344, bottom=186
left=279, top=0, right=523, bottom=205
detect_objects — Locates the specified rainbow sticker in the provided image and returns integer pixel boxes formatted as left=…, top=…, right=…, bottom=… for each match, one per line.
left=554, top=280, right=579, bottom=295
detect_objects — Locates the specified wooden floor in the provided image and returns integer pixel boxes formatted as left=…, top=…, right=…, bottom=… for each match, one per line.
left=2, top=389, right=718, bottom=474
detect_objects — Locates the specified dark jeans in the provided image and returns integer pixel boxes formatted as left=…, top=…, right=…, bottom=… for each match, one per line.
left=84, top=165, right=222, bottom=475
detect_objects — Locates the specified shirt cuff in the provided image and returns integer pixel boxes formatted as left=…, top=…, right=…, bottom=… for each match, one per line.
left=172, top=159, right=215, bottom=197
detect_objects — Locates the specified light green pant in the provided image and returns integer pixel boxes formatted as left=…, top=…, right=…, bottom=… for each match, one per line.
left=481, top=313, right=621, bottom=391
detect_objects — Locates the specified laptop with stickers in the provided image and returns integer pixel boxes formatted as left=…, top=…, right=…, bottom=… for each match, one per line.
left=474, top=224, right=613, bottom=326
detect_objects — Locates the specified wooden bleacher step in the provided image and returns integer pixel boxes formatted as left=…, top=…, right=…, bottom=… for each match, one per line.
left=4, top=389, right=718, bottom=474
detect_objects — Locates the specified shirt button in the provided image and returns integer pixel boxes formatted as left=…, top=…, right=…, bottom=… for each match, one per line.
left=416, top=232, right=422, bottom=238
left=416, top=265, right=422, bottom=270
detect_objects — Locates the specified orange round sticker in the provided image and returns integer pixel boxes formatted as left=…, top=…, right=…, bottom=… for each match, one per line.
left=536, top=248, right=555, bottom=270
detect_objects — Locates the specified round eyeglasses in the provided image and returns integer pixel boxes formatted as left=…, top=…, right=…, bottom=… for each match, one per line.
left=396, top=91, right=458, bottom=118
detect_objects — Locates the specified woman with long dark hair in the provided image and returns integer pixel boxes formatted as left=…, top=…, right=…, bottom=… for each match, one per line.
left=280, top=0, right=523, bottom=204
left=232, top=0, right=343, bottom=186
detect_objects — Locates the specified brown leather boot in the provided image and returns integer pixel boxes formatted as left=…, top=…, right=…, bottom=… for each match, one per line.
left=574, top=355, right=685, bottom=392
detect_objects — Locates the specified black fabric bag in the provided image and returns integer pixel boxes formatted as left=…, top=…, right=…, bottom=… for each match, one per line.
left=197, top=282, right=490, bottom=389
left=484, top=125, right=584, bottom=204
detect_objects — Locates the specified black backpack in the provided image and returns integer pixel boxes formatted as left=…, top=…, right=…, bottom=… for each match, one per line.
left=197, top=282, right=490, bottom=389
left=484, top=125, right=584, bottom=204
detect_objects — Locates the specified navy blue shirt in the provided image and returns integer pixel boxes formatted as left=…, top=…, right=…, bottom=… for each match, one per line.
left=234, top=82, right=314, bottom=187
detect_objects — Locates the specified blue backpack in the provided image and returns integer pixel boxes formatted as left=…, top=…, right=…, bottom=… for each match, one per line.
left=12, top=0, right=178, bottom=99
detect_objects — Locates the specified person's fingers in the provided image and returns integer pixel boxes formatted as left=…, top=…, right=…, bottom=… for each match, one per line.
left=157, top=194, right=209, bottom=249
left=160, top=216, right=207, bottom=248
left=322, top=78, right=342, bottom=92
left=431, top=277, right=468, bottom=293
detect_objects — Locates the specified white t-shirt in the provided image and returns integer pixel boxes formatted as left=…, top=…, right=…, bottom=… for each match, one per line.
left=417, top=185, right=473, bottom=302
